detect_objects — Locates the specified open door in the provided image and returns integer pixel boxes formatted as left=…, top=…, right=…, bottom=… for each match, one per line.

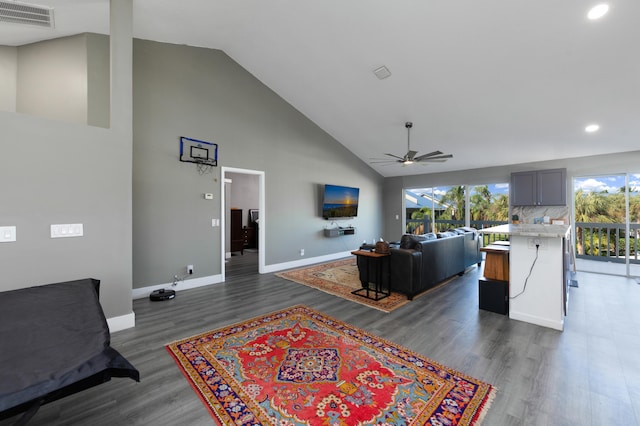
left=221, top=167, right=266, bottom=281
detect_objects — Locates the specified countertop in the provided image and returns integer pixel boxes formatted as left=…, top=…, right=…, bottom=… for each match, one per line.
left=479, top=224, right=570, bottom=238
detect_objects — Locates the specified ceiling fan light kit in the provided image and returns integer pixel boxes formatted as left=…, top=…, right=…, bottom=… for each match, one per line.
left=370, top=122, right=452, bottom=166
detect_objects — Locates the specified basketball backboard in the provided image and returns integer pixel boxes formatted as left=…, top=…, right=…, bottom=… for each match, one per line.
left=180, top=136, right=217, bottom=166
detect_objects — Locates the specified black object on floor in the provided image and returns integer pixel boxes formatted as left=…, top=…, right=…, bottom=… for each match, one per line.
left=479, top=277, right=508, bottom=315
left=150, top=289, right=175, bottom=301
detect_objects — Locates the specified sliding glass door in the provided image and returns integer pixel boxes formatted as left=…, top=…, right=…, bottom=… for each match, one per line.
left=574, top=174, right=640, bottom=277
left=404, top=182, right=509, bottom=237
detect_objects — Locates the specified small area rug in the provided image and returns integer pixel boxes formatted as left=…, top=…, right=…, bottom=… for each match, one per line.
left=166, top=305, right=496, bottom=425
left=276, top=257, right=409, bottom=313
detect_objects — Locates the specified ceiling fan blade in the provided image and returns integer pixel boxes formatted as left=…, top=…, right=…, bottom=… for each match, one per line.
left=370, top=159, right=401, bottom=163
left=372, top=162, right=400, bottom=166
left=415, top=154, right=453, bottom=163
left=413, top=150, right=444, bottom=161
left=421, top=154, right=453, bottom=160
left=406, top=150, right=418, bottom=160
left=384, top=153, right=405, bottom=160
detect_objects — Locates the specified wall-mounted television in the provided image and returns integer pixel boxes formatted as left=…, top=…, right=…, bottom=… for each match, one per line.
left=322, top=184, right=359, bottom=219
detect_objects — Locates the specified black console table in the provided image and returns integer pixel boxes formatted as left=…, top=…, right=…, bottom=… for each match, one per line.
left=351, top=250, right=390, bottom=301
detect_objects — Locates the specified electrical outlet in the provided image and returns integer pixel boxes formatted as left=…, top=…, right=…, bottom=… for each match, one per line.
left=300, top=249, right=305, bottom=256
left=527, top=237, right=546, bottom=250
left=0, top=226, right=16, bottom=243
left=187, top=264, right=194, bottom=274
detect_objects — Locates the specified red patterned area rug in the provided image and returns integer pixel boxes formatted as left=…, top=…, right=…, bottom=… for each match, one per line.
left=166, top=305, right=496, bottom=425
left=275, top=257, right=410, bottom=313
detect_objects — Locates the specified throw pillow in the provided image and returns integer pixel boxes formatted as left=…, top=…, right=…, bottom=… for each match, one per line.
left=399, top=234, right=428, bottom=249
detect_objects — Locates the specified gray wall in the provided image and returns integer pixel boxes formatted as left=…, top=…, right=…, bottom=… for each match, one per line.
left=17, top=35, right=88, bottom=124
left=132, top=39, right=383, bottom=288
left=228, top=172, right=259, bottom=227
left=2, top=34, right=109, bottom=127
left=226, top=172, right=259, bottom=253
left=0, top=45, right=17, bottom=112
left=86, top=33, right=110, bottom=128
left=0, top=1, right=133, bottom=322
left=383, top=151, right=640, bottom=238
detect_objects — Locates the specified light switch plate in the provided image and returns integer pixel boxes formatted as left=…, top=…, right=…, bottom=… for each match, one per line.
left=0, top=226, right=16, bottom=242
left=51, top=223, right=84, bottom=238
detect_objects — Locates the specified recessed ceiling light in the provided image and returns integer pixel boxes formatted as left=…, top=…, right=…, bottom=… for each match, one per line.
left=587, top=4, right=609, bottom=20
left=585, top=124, right=600, bottom=133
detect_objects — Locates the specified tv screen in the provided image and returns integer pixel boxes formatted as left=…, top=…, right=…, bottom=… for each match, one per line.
left=322, top=184, right=359, bottom=219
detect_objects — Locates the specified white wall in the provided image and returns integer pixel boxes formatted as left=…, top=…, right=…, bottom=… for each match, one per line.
left=0, top=45, right=17, bottom=112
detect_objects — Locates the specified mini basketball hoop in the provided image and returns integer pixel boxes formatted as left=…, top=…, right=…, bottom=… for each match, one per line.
left=194, top=157, right=216, bottom=175
left=179, top=136, right=218, bottom=175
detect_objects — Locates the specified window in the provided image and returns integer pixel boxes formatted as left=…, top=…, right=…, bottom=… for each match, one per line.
left=405, top=183, right=508, bottom=236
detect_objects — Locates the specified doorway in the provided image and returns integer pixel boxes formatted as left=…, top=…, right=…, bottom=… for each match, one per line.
left=573, top=173, right=640, bottom=277
left=220, top=167, right=266, bottom=281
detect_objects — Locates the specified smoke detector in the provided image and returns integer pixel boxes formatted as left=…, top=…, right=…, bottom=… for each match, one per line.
left=0, top=1, right=55, bottom=28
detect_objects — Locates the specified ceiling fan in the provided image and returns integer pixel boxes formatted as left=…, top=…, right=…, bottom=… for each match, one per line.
left=370, top=122, right=453, bottom=166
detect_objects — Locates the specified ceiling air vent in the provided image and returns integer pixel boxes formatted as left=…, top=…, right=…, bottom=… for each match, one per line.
left=0, top=1, right=54, bottom=28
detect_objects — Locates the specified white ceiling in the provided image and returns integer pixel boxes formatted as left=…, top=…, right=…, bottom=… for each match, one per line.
left=2, top=0, right=639, bottom=177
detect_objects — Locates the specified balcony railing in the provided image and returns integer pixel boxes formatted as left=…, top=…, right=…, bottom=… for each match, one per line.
left=575, top=222, right=640, bottom=264
left=405, top=219, right=509, bottom=245
left=405, top=219, right=640, bottom=263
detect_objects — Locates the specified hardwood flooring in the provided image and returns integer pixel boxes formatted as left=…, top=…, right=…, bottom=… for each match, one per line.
left=3, top=252, right=640, bottom=425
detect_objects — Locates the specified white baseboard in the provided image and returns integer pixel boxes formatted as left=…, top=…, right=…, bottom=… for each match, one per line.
left=509, top=311, right=564, bottom=331
left=107, top=312, right=136, bottom=333
left=263, top=251, right=353, bottom=274
left=132, top=274, right=223, bottom=300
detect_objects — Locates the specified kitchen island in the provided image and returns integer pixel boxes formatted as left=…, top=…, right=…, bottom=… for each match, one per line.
left=479, top=224, right=571, bottom=331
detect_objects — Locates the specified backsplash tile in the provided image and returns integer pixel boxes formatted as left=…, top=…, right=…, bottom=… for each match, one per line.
left=512, top=206, right=569, bottom=224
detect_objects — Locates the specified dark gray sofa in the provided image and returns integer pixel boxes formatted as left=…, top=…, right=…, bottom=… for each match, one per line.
left=389, top=228, right=481, bottom=300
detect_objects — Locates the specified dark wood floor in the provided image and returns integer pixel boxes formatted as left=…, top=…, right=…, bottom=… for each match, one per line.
left=3, top=252, right=640, bottom=425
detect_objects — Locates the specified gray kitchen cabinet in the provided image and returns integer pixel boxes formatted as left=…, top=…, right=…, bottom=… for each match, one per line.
left=510, top=168, right=566, bottom=206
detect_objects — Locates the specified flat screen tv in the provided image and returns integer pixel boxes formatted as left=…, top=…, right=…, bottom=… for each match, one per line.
left=322, top=184, right=359, bottom=219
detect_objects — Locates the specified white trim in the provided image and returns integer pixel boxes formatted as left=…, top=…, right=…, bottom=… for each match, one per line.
left=107, top=312, right=135, bottom=332
left=132, top=274, right=223, bottom=300
left=221, top=167, right=266, bottom=281
left=509, top=311, right=564, bottom=331
left=263, top=251, right=353, bottom=274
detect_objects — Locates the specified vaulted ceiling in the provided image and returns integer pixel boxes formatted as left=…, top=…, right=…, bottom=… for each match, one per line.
left=3, top=0, right=639, bottom=177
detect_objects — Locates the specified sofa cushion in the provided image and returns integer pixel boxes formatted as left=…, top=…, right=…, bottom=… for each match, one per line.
left=456, top=226, right=477, bottom=233
left=437, top=231, right=457, bottom=238
left=399, top=234, right=428, bottom=249
left=455, top=227, right=478, bottom=240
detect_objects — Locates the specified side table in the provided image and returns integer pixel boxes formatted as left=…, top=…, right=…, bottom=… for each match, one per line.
left=351, top=250, right=390, bottom=301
